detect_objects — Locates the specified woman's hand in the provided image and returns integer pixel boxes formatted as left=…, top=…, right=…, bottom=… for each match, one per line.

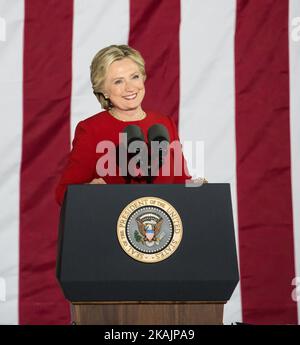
left=87, top=178, right=107, bottom=184
left=192, top=177, right=208, bottom=184
left=187, top=177, right=208, bottom=186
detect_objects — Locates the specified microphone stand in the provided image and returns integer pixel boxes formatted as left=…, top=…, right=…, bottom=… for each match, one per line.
left=145, top=148, right=164, bottom=184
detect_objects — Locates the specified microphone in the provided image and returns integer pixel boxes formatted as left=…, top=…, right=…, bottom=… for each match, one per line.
left=118, top=125, right=147, bottom=182
left=123, top=124, right=145, bottom=145
left=147, top=124, right=170, bottom=163
left=147, top=124, right=170, bottom=182
left=147, top=124, right=170, bottom=144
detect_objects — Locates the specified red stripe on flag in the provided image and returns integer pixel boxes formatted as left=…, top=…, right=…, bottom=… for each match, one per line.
left=235, top=0, right=298, bottom=324
left=20, top=0, right=73, bottom=324
left=129, top=0, right=181, bottom=127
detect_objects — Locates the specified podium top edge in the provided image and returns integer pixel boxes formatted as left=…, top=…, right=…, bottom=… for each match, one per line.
left=67, top=183, right=231, bottom=187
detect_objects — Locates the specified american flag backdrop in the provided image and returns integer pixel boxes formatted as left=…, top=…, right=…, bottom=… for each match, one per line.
left=0, top=0, right=300, bottom=325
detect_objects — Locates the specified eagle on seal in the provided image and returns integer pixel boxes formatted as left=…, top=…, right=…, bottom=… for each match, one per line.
left=136, top=218, right=163, bottom=242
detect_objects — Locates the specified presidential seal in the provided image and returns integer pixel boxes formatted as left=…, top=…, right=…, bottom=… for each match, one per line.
left=117, top=197, right=183, bottom=263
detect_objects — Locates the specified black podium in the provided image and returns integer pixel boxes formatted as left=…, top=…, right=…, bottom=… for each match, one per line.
left=56, top=183, right=239, bottom=324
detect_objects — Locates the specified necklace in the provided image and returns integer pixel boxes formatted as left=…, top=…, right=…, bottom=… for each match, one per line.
left=109, top=108, right=147, bottom=122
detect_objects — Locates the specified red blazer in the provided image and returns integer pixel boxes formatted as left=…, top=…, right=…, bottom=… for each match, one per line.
left=55, top=110, right=191, bottom=205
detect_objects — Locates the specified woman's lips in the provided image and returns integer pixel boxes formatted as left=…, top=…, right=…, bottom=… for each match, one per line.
left=123, top=93, right=137, bottom=100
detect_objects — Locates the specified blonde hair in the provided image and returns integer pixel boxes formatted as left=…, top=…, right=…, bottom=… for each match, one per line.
left=90, top=45, right=146, bottom=109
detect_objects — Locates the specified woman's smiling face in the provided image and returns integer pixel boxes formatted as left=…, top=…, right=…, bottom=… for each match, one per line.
left=103, top=57, right=145, bottom=112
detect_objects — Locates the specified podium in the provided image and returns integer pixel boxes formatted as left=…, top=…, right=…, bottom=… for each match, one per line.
left=56, top=184, right=239, bottom=325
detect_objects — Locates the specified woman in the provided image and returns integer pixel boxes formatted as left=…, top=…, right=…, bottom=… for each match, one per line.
left=55, top=45, right=192, bottom=205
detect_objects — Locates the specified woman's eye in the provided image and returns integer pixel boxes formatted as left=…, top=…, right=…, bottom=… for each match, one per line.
left=114, top=80, right=122, bottom=85
left=133, top=74, right=139, bottom=79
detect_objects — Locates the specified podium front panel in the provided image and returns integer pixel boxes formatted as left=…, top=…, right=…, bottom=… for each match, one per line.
left=56, top=184, right=239, bottom=302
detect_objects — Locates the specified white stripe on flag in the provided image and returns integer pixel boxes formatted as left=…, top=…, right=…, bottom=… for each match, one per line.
left=179, top=0, right=241, bottom=324
left=71, top=0, right=130, bottom=137
left=289, top=0, right=300, bottom=324
left=0, top=0, right=24, bottom=324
